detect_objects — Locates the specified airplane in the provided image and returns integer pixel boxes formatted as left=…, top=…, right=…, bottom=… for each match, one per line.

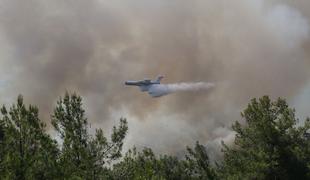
left=125, top=75, right=165, bottom=97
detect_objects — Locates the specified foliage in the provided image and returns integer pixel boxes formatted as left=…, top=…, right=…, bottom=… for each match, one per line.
left=0, top=94, right=309, bottom=179
left=112, top=147, right=186, bottom=180
left=51, top=92, right=128, bottom=179
left=184, top=141, right=217, bottom=179
left=111, top=142, right=217, bottom=180
left=0, top=95, right=59, bottom=179
left=219, top=96, right=310, bottom=179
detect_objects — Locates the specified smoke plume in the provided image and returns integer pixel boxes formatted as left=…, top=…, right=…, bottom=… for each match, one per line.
left=0, top=0, right=309, bottom=157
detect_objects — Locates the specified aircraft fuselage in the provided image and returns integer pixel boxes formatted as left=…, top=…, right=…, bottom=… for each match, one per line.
left=125, top=76, right=165, bottom=97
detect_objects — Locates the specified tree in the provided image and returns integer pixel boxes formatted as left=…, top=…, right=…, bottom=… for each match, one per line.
left=112, top=147, right=189, bottom=180
left=0, top=95, right=59, bottom=180
left=51, top=92, right=128, bottom=179
left=112, top=143, right=217, bottom=180
left=184, top=142, right=217, bottom=179
left=220, top=96, right=310, bottom=179
left=2, top=93, right=310, bottom=179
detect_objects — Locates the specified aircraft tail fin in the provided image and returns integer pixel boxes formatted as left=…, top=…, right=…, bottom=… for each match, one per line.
left=155, top=75, right=164, bottom=83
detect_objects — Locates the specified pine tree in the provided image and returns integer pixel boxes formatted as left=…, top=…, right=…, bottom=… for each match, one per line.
left=51, top=92, right=128, bottom=179
left=112, top=147, right=187, bottom=180
left=111, top=143, right=217, bottom=180
left=185, top=142, right=217, bottom=179
left=220, top=96, right=310, bottom=179
left=0, top=95, right=59, bottom=180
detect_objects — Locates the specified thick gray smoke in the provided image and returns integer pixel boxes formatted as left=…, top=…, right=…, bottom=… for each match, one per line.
left=148, top=82, right=215, bottom=97
left=0, top=0, right=309, bottom=157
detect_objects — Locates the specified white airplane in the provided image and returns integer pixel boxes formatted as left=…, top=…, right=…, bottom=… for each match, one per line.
left=125, top=75, right=165, bottom=97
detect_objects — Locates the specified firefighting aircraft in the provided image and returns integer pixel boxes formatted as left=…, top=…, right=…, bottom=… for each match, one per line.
left=125, top=75, right=165, bottom=97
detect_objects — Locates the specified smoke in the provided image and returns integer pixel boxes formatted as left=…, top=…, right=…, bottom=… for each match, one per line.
left=0, top=0, right=309, bottom=159
left=148, top=82, right=214, bottom=97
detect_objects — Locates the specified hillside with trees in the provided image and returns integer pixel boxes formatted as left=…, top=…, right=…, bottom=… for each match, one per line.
left=0, top=93, right=309, bottom=179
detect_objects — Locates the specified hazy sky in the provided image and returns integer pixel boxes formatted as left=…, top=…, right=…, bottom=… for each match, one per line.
left=0, top=0, right=309, bottom=156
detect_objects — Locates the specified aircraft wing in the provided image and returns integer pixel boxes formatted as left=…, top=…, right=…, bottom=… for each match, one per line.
left=125, top=81, right=143, bottom=86
left=125, top=79, right=153, bottom=86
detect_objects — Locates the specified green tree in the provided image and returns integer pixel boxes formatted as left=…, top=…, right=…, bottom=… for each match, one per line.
left=184, top=142, right=217, bottom=179
left=0, top=95, right=59, bottom=180
left=220, top=96, right=310, bottom=179
left=112, top=147, right=188, bottom=180
left=51, top=92, right=128, bottom=179
left=112, top=143, right=217, bottom=180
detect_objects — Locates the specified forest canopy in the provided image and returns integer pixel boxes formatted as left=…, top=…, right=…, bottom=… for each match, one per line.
left=0, top=93, right=309, bottom=179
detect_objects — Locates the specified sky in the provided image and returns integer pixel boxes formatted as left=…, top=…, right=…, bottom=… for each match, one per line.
left=0, top=0, right=309, bottom=158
